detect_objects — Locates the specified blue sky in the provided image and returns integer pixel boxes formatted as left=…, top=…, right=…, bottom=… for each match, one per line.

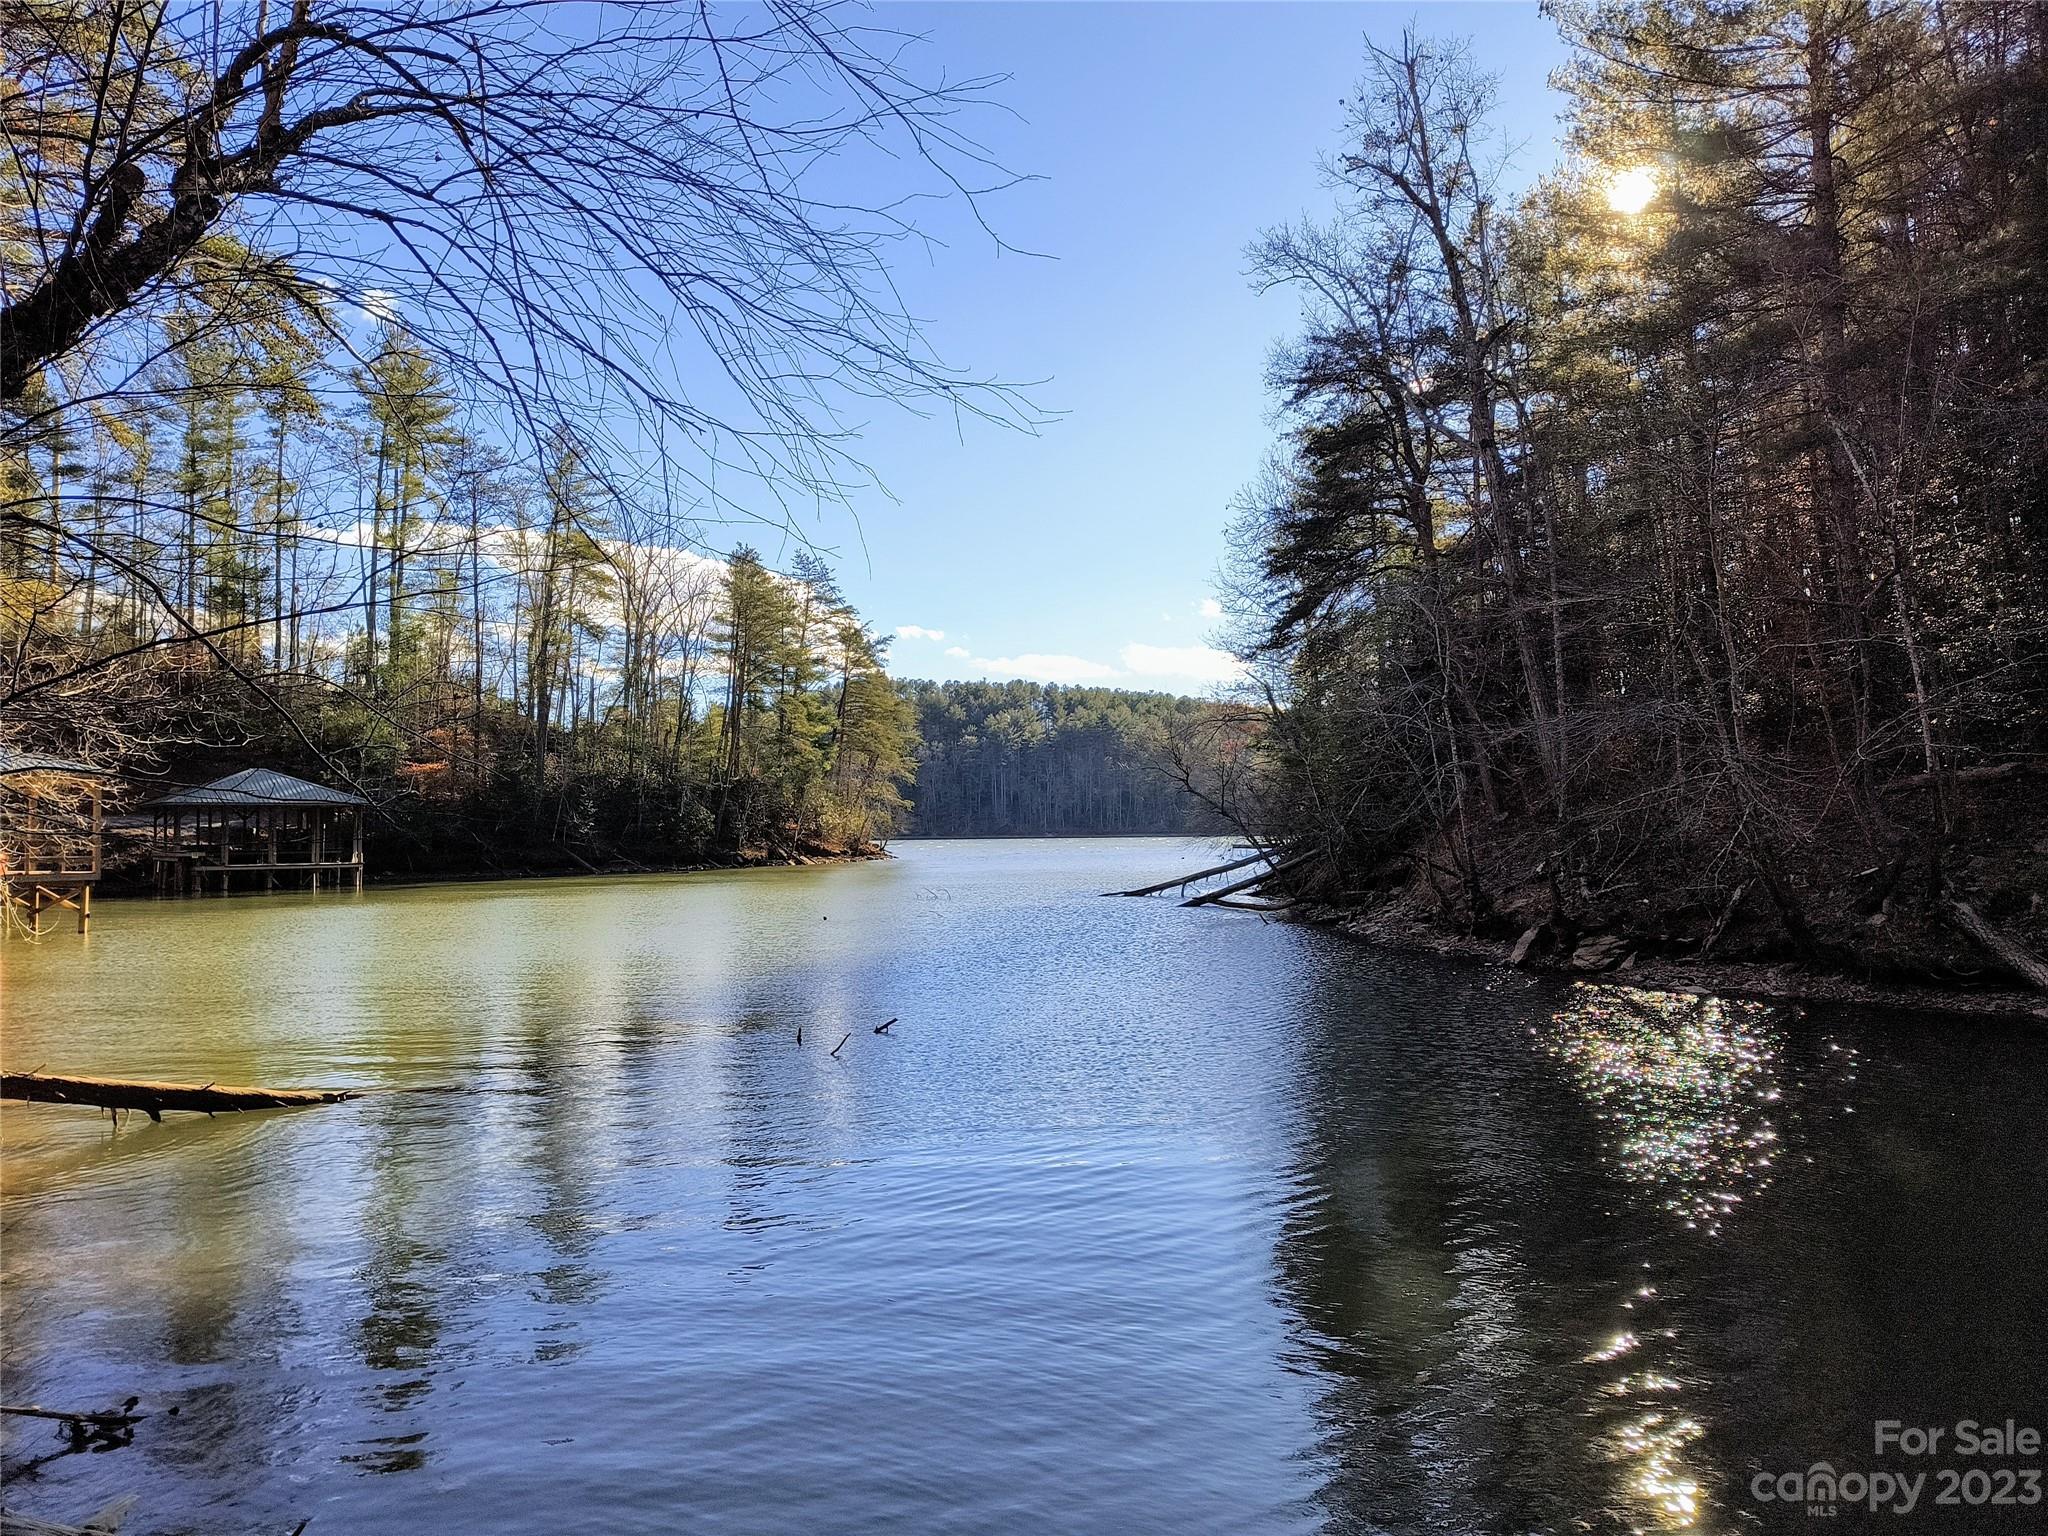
left=766, top=2, right=1572, bottom=691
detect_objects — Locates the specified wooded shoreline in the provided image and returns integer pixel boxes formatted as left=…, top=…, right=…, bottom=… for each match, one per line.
left=1138, top=850, right=2046, bottom=1020
left=1271, top=899, right=2048, bottom=1024
left=75, top=834, right=2047, bottom=1020
left=1207, top=10, right=2048, bottom=1027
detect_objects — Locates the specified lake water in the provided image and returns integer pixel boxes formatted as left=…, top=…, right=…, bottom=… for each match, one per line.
left=3, top=839, right=2045, bottom=1533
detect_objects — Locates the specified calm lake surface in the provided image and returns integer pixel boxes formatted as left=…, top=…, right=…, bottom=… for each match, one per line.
left=3, top=839, right=2045, bottom=1534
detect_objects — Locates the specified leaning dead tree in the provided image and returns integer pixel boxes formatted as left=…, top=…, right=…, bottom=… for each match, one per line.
left=1943, top=900, right=2048, bottom=994
left=1106, top=849, right=1270, bottom=898
left=1181, top=851, right=1316, bottom=908
left=1107, top=848, right=1318, bottom=908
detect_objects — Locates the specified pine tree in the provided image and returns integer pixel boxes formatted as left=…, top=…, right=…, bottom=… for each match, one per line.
left=354, top=326, right=462, bottom=697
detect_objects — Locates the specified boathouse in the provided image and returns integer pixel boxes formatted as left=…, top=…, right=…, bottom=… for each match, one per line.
left=0, top=747, right=108, bottom=934
left=144, top=769, right=371, bottom=895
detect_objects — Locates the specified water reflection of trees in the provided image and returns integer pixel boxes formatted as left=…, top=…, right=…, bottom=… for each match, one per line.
left=1, top=1112, right=311, bottom=1493
left=355, top=1105, right=453, bottom=1422
left=510, top=975, right=630, bottom=1358
left=348, top=1088, right=485, bottom=1473
left=1268, top=965, right=1640, bottom=1533
left=719, top=1004, right=847, bottom=1253
left=1266, top=967, right=1796, bottom=1534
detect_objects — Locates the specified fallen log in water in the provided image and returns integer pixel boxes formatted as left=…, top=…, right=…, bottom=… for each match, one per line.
left=1106, top=849, right=1270, bottom=898
left=0, top=1072, right=360, bottom=1122
left=1182, top=852, right=1316, bottom=908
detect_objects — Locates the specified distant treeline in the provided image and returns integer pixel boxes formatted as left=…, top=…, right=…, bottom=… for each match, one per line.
left=898, top=681, right=1222, bottom=837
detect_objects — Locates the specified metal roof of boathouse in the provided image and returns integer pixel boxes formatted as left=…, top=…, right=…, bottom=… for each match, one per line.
left=146, top=768, right=371, bottom=810
left=0, top=746, right=107, bottom=778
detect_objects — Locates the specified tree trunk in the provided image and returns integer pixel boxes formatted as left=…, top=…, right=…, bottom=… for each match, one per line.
left=1943, top=899, right=2048, bottom=993
left=1183, top=851, right=1317, bottom=907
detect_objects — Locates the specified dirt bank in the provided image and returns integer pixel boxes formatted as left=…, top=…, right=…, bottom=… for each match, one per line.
left=1278, top=898, right=2047, bottom=1023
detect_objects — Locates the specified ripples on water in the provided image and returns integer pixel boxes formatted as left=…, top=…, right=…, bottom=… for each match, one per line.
left=2, top=840, right=2044, bottom=1534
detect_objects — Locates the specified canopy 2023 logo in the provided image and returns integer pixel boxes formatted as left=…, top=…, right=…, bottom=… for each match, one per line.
left=1749, top=1422, right=2042, bottom=1518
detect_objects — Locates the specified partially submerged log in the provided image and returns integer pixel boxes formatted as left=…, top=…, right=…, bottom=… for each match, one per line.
left=1182, top=851, right=1316, bottom=908
left=1, top=1072, right=360, bottom=1121
left=1107, top=849, right=1270, bottom=898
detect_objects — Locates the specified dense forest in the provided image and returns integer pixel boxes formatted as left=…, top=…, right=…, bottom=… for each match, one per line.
left=4, top=317, right=920, bottom=871
left=0, top=1, right=998, bottom=878
left=1223, top=1, right=2048, bottom=989
left=899, top=681, right=1222, bottom=837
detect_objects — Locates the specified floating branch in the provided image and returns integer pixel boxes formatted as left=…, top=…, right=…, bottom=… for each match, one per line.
left=829, top=1033, right=851, bottom=1058
left=1, top=1072, right=360, bottom=1122
left=1, top=1402, right=145, bottom=1477
left=2, top=1404, right=144, bottom=1431
left=1106, top=850, right=1271, bottom=898
left=872, top=1018, right=896, bottom=1035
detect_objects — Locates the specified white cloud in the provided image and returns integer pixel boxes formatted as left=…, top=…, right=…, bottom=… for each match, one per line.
left=1199, top=597, right=1224, bottom=619
left=1119, top=642, right=1246, bottom=686
left=895, top=624, right=946, bottom=642
left=931, top=634, right=1248, bottom=689
left=965, top=652, right=1120, bottom=684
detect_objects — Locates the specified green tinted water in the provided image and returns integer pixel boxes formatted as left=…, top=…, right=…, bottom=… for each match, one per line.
left=3, top=840, right=2044, bottom=1533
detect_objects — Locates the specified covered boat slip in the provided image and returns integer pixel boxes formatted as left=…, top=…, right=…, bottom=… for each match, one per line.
left=143, top=768, right=369, bottom=895
left=0, top=747, right=107, bottom=934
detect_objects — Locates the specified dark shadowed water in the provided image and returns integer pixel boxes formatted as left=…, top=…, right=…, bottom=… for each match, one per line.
left=3, top=839, right=2045, bottom=1534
